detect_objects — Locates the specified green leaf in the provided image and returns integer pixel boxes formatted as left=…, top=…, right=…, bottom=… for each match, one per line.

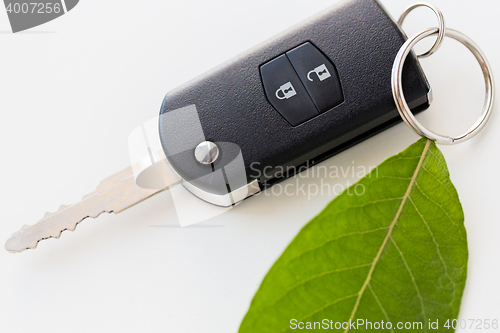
left=239, top=138, right=468, bottom=332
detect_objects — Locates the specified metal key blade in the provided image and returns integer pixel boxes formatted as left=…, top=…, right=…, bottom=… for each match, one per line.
left=5, top=167, right=168, bottom=253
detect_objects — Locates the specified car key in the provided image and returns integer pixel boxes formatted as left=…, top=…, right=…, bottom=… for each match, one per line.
left=5, top=0, right=431, bottom=253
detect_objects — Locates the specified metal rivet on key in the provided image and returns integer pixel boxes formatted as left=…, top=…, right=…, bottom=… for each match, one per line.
left=194, top=141, right=219, bottom=165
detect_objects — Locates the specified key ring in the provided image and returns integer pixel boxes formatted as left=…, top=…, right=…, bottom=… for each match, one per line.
left=392, top=27, right=495, bottom=145
left=398, top=3, right=446, bottom=58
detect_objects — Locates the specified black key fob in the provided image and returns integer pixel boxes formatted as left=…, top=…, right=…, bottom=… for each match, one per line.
left=159, top=0, right=431, bottom=206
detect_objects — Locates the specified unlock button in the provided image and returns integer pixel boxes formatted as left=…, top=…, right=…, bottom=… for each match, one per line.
left=287, top=42, right=344, bottom=113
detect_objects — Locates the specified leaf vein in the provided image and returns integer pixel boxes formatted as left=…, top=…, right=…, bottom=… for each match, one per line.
left=408, top=196, right=457, bottom=300
left=282, top=294, right=358, bottom=331
left=421, top=164, right=454, bottom=198
left=267, top=263, right=372, bottom=308
left=368, top=284, right=395, bottom=333
left=286, top=227, right=389, bottom=265
left=412, top=181, right=461, bottom=235
left=343, top=139, right=432, bottom=333
left=390, top=237, right=427, bottom=329
left=330, top=197, right=404, bottom=218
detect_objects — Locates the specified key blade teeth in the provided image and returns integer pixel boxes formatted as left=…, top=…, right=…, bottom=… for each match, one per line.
left=59, top=204, right=71, bottom=211
left=6, top=166, right=164, bottom=253
left=5, top=211, right=112, bottom=253
left=41, top=204, right=72, bottom=222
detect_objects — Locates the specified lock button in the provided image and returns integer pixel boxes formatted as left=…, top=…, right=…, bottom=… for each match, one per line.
left=286, top=42, right=344, bottom=113
left=260, top=54, right=319, bottom=126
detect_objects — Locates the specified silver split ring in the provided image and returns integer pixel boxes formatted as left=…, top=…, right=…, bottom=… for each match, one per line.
left=392, top=28, right=495, bottom=145
left=398, top=3, right=446, bottom=58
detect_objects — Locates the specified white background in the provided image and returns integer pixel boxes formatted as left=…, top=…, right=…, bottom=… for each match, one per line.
left=0, top=0, right=499, bottom=332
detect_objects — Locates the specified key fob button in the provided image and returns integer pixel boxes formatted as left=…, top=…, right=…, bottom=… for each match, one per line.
left=286, top=42, right=344, bottom=113
left=260, top=54, right=318, bottom=126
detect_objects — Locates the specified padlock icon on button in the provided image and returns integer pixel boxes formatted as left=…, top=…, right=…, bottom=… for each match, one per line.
left=275, top=82, right=297, bottom=100
left=307, top=64, right=331, bottom=82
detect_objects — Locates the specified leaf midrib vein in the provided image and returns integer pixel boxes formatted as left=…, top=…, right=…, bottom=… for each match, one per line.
left=343, top=139, right=432, bottom=333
